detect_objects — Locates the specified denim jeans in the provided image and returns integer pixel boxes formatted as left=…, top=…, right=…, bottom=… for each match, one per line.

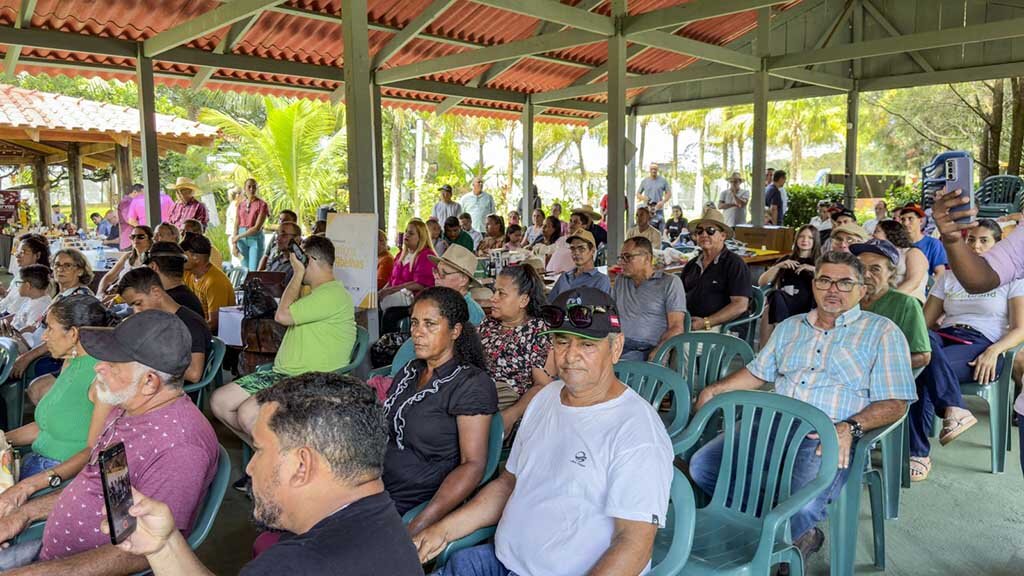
left=0, top=539, right=41, bottom=571
left=236, top=227, right=265, bottom=271
left=909, top=327, right=1000, bottom=458
left=689, top=426, right=853, bottom=540
left=620, top=338, right=655, bottom=362
left=20, top=453, right=62, bottom=479
left=433, top=544, right=519, bottom=576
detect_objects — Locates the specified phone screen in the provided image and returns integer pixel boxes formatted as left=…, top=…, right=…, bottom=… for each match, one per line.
left=99, top=442, right=136, bottom=545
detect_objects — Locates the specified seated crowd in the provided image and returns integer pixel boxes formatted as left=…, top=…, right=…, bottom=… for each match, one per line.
left=0, top=173, right=1021, bottom=576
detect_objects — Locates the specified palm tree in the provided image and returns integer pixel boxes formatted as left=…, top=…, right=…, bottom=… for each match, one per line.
left=200, top=97, right=346, bottom=225
left=658, top=110, right=709, bottom=208
left=638, top=116, right=652, bottom=170
left=768, top=97, right=844, bottom=181
left=534, top=123, right=589, bottom=203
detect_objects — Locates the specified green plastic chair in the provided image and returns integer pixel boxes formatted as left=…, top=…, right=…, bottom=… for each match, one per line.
left=184, top=337, right=226, bottom=407
left=674, top=390, right=840, bottom=576
left=652, top=332, right=754, bottom=399
left=722, top=285, right=766, bottom=348
left=430, top=467, right=697, bottom=573
left=15, top=443, right=232, bottom=576
left=0, top=338, right=22, bottom=428
left=614, top=360, right=691, bottom=439
left=976, top=174, right=1024, bottom=219
left=827, top=410, right=908, bottom=576
left=927, top=343, right=1022, bottom=473
left=401, top=413, right=505, bottom=525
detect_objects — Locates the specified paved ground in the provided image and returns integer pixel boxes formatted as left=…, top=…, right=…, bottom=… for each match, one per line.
left=195, top=391, right=1024, bottom=575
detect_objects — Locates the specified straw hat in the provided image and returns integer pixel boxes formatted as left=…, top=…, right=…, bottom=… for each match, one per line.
left=727, top=171, right=744, bottom=183
left=171, top=177, right=200, bottom=192
left=571, top=204, right=602, bottom=222
left=428, top=244, right=481, bottom=287
left=831, top=223, right=870, bottom=242
left=688, top=207, right=734, bottom=239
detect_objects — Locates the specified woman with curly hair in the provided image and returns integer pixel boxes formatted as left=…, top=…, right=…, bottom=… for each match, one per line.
left=382, top=286, right=498, bottom=536
left=874, top=219, right=929, bottom=303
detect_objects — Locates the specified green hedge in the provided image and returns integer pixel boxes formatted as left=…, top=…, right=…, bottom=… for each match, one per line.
left=783, top=184, right=845, bottom=228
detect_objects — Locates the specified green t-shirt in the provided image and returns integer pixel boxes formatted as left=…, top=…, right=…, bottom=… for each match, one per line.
left=274, top=280, right=357, bottom=375
left=863, top=289, right=931, bottom=354
left=452, top=231, right=475, bottom=252
left=32, top=355, right=99, bottom=461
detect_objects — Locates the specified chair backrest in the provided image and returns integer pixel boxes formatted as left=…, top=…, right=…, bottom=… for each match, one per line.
left=388, top=338, right=417, bottom=378
left=228, top=267, right=248, bottom=289
left=723, top=286, right=766, bottom=346
left=483, top=412, right=504, bottom=482
left=650, top=468, right=697, bottom=576
left=187, top=444, right=231, bottom=549
left=184, top=337, right=227, bottom=395
left=680, top=391, right=839, bottom=532
left=977, top=174, right=1024, bottom=206
left=0, top=337, right=19, bottom=383
left=614, top=360, right=691, bottom=436
left=652, top=332, right=754, bottom=398
left=338, top=326, right=370, bottom=374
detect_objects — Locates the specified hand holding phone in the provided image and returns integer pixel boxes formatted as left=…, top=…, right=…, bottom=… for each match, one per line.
left=289, top=241, right=308, bottom=266
left=944, top=156, right=974, bottom=225
left=99, top=442, right=136, bottom=545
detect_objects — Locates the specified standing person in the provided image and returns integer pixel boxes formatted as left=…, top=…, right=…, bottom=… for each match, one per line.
left=765, top=169, right=787, bottom=226
left=432, top=184, right=463, bottom=224
left=127, top=187, right=174, bottom=227
left=224, top=187, right=242, bottom=266
left=613, top=236, right=687, bottom=361
left=118, top=184, right=143, bottom=250
left=863, top=200, right=889, bottom=235
left=637, top=163, right=669, bottom=230
left=898, top=203, right=947, bottom=279
left=181, top=233, right=236, bottom=332
left=232, top=178, right=270, bottom=271
left=459, top=177, right=495, bottom=234
left=524, top=209, right=545, bottom=246
left=167, top=177, right=209, bottom=229
left=49, top=204, right=66, bottom=226
left=717, top=171, right=750, bottom=226
left=681, top=208, right=752, bottom=333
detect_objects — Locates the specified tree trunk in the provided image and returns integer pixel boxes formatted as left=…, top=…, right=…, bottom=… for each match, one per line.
left=791, top=136, right=803, bottom=183
left=721, top=137, right=730, bottom=173
left=987, top=79, right=1005, bottom=179
left=576, top=138, right=586, bottom=203
left=638, top=121, right=648, bottom=171
left=671, top=130, right=679, bottom=182
left=738, top=140, right=745, bottom=179
left=387, top=113, right=402, bottom=245
left=1009, top=78, right=1024, bottom=175
left=477, top=137, right=485, bottom=177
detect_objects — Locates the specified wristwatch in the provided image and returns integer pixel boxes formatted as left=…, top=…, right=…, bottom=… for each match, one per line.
left=842, top=418, right=864, bottom=439
left=703, top=318, right=712, bottom=331
left=46, top=470, right=62, bottom=489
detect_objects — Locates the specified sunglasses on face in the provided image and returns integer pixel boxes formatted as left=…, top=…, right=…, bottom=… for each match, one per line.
left=693, top=227, right=719, bottom=236
left=541, top=304, right=610, bottom=330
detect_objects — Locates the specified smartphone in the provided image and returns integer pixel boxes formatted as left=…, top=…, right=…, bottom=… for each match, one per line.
left=944, top=156, right=974, bottom=224
left=99, top=442, right=136, bottom=545
left=289, top=241, right=308, bottom=265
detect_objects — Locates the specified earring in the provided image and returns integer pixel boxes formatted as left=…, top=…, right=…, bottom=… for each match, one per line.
left=70, top=346, right=78, bottom=359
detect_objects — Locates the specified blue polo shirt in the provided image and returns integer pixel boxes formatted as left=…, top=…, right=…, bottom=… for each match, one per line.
left=548, top=268, right=611, bottom=303
left=914, top=235, right=948, bottom=275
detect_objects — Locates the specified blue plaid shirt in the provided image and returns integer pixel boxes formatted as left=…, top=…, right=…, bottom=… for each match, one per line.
left=748, top=306, right=917, bottom=422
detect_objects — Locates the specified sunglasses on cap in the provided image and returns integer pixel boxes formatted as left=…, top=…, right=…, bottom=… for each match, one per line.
left=540, top=304, right=610, bottom=330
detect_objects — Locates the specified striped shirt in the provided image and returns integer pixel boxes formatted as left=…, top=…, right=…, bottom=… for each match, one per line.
left=748, top=306, right=917, bottom=422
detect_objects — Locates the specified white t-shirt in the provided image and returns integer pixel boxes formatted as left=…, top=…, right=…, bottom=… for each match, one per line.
left=809, top=216, right=833, bottom=232
left=931, top=273, right=1024, bottom=344
left=717, top=188, right=749, bottom=226
left=495, top=382, right=673, bottom=576
left=12, top=294, right=51, bottom=332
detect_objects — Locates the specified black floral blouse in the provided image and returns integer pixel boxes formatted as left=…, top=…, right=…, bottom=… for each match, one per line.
left=478, top=316, right=551, bottom=397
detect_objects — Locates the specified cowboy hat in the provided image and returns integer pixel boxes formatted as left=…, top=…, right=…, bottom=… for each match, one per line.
left=428, top=244, right=481, bottom=287
left=688, top=207, right=735, bottom=239
left=171, top=177, right=200, bottom=192
left=571, top=204, right=602, bottom=222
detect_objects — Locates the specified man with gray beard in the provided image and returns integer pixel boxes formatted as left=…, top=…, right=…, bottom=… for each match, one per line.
left=0, top=310, right=218, bottom=575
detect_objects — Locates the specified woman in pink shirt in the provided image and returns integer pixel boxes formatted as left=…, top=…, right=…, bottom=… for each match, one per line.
left=380, top=219, right=436, bottom=332
left=231, top=178, right=269, bottom=271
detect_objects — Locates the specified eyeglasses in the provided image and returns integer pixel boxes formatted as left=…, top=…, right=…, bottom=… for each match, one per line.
left=813, top=276, right=860, bottom=292
left=87, top=411, right=125, bottom=466
left=130, top=234, right=149, bottom=240
left=541, top=304, right=610, bottom=330
left=52, top=262, right=78, bottom=270
left=433, top=266, right=461, bottom=279
left=693, top=227, right=719, bottom=236
left=617, top=251, right=647, bottom=263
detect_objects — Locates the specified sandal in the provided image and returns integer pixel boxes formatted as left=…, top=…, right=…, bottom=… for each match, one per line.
left=940, top=413, right=978, bottom=446
left=909, top=456, right=931, bottom=482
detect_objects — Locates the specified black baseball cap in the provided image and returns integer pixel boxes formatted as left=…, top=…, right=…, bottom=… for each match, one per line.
left=830, top=207, right=856, bottom=221
left=438, top=184, right=453, bottom=193
left=179, top=232, right=212, bottom=256
left=79, top=310, right=192, bottom=377
left=541, top=287, right=621, bottom=340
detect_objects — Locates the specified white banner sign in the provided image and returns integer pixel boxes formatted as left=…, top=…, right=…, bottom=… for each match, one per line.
left=326, top=212, right=378, bottom=309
